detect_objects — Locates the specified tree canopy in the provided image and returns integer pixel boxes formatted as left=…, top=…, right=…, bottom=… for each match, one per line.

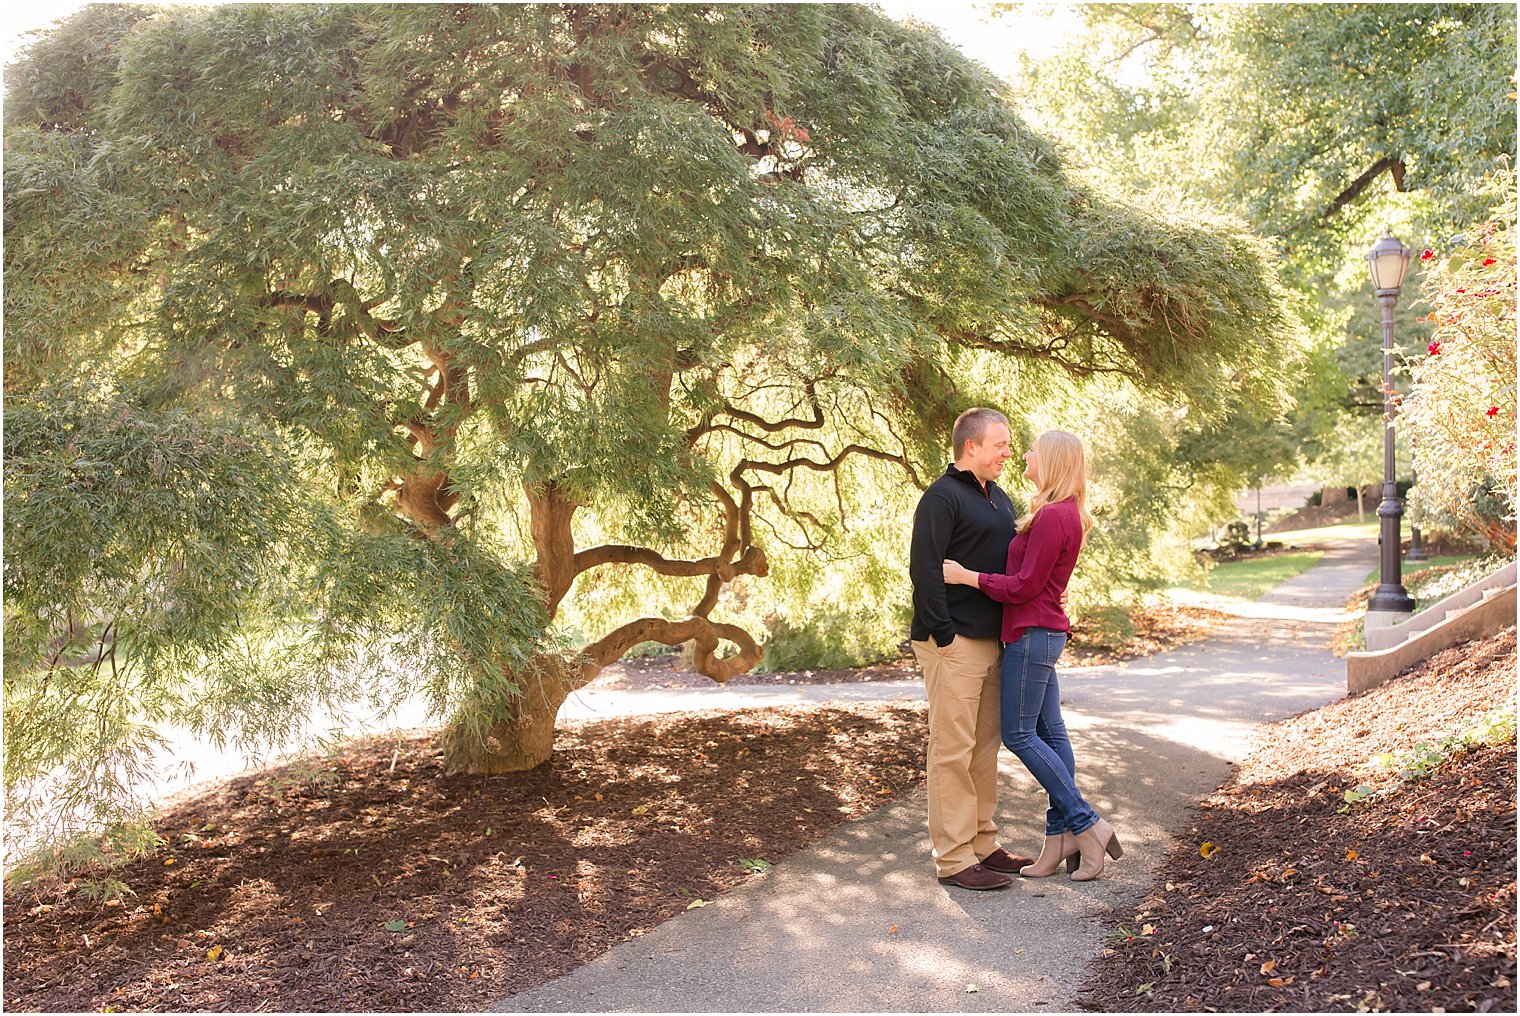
left=4, top=3, right=1300, bottom=869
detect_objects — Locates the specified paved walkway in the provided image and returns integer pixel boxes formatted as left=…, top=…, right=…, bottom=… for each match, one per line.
left=494, top=539, right=1377, bottom=1013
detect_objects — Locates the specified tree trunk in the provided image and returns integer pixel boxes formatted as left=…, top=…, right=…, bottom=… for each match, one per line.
left=439, top=653, right=581, bottom=773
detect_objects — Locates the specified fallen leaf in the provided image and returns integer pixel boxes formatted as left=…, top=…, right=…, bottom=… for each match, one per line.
left=632, top=805, right=649, bottom=816
left=205, top=945, right=223, bottom=962
left=1260, top=959, right=1277, bottom=975
left=1345, top=850, right=1358, bottom=861
left=1268, top=976, right=1294, bottom=987
left=686, top=899, right=710, bottom=910
left=876, top=788, right=893, bottom=795
left=1199, top=841, right=1220, bottom=859
left=384, top=919, right=407, bottom=932
left=888, top=925, right=899, bottom=934
left=163, top=857, right=176, bottom=866
left=1142, top=924, right=1155, bottom=935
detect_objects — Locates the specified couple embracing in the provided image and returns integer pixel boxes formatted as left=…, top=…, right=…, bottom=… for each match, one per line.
left=908, top=407, right=1123, bottom=891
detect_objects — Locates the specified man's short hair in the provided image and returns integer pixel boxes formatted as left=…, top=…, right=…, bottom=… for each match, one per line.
left=951, top=407, right=1009, bottom=458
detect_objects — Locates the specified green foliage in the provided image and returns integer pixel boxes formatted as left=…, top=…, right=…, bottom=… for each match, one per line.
left=1339, top=707, right=1516, bottom=811
left=760, top=605, right=906, bottom=672
left=4, top=3, right=1304, bottom=870
left=1069, top=604, right=1136, bottom=651
left=1006, top=2, right=1517, bottom=494
left=1403, top=171, right=1518, bottom=552
left=1407, top=555, right=1511, bottom=612
left=2, top=376, right=550, bottom=874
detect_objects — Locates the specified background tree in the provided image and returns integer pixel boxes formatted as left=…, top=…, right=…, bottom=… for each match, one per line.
left=1003, top=2, right=1517, bottom=493
left=1402, top=172, right=1517, bottom=551
left=4, top=3, right=1299, bottom=868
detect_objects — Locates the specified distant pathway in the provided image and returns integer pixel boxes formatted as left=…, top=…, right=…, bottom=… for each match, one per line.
left=494, top=538, right=1377, bottom=1013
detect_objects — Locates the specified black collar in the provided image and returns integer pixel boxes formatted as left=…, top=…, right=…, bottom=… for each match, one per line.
left=945, top=463, right=998, bottom=499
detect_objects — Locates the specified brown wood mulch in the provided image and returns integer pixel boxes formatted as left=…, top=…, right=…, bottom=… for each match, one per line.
left=2, top=704, right=926, bottom=1013
left=1079, top=626, right=1519, bottom=1014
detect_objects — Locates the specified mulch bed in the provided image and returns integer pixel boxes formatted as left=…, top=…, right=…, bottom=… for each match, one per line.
left=1266, top=500, right=1364, bottom=534
left=1079, top=627, right=1518, bottom=1013
left=2, top=704, right=926, bottom=1013
left=1064, top=604, right=1235, bottom=666
left=594, top=605, right=1234, bottom=691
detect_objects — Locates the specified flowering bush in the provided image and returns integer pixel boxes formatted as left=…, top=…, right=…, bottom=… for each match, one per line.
left=1403, top=171, right=1517, bottom=552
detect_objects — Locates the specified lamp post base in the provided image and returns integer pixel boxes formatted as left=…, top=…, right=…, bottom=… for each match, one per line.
left=1367, top=585, right=1416, bottom=615
left=1364, top=606, right=1415, bottom=645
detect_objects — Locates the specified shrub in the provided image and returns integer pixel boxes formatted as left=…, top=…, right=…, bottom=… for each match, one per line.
left=760, top=607, right=907, bottom=672
left=1403, top=170, right=1517, bottom=553
left=1069, top=603, right=1137, bottom=650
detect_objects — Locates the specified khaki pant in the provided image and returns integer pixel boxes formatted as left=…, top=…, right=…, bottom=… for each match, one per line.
left=912, top=635, right=1003, bottom=877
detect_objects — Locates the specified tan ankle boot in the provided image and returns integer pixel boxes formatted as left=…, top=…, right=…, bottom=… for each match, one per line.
left=1018, top=832, right=1078, bottom=877
left=1070, top=818, right=1123, bottom=882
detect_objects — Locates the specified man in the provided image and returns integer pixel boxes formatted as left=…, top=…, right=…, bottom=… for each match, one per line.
left=909, top=407, right=1031, bottom=890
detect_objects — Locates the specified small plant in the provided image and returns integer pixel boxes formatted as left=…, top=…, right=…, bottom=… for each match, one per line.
left=261, top=759, right=343, bottom=802
left=1103, top=924, right=1137, bottom=946
left=74, top=877, right=136, bottom=904
left=1340, top=707, right=1516, bottom=811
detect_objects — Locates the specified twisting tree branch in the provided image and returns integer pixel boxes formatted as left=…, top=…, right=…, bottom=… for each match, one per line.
left=579, top=615, right=762, bottom=684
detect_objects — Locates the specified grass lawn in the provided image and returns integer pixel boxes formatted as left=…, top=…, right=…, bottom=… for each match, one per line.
left=1361, top=553, right=1478, bottom=585
left=1178, top=550, right=1325, bottom=600
left=1266, top=517, right=1380, bottom=544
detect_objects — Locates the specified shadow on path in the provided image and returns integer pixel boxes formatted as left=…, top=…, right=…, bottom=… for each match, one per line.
left=495, top=538, right=1378, bottom=1013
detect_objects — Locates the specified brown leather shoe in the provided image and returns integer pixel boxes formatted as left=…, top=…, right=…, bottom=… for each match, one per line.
left=979, top=848, right=1035, bottom=874
left=937, top=863, right=1012, bottom=890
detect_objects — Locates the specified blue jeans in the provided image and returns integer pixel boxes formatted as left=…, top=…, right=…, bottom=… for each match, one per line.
left=1000, top=628, right=1097, bottom=836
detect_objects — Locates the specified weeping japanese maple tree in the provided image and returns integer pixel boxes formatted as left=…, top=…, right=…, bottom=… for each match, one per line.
left=4, top=3, right=1298, bottom=865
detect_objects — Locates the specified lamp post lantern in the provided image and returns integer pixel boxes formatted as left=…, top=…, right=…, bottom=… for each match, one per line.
left=1365, top=231, right=1416, bottom=616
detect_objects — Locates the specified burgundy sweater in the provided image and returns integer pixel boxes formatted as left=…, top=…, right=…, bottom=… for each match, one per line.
left=977, top=498, right=1083, bottom=644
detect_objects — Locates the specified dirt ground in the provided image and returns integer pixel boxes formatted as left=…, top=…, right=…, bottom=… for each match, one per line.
left=1078, top=626, right=1518, bottom=1013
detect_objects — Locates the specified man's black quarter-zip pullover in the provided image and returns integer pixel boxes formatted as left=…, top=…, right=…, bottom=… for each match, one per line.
left=909, top=464, right=1019, bottom=647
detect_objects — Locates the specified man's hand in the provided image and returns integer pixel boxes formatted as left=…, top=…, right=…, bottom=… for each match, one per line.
left=943, top=559, right=977, bottom=587
left=1060, top=588, right=1069, bottom=610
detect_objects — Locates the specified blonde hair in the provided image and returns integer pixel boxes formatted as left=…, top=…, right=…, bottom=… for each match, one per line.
left=1016, top=430, right=1095, bottom=539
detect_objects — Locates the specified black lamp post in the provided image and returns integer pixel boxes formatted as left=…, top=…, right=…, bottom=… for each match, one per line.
left=1366, top=231, right=1416, bottom=615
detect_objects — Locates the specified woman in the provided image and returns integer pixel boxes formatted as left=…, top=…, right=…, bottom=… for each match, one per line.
left=943, top=429, right=1122, bottom=881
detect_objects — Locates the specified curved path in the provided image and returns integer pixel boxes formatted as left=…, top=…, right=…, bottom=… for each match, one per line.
left=494, top=539, right=1377, bottom=1013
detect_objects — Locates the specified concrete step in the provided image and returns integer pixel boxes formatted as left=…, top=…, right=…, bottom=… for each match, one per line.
left=1348, top=582, right=1516, bottom=694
